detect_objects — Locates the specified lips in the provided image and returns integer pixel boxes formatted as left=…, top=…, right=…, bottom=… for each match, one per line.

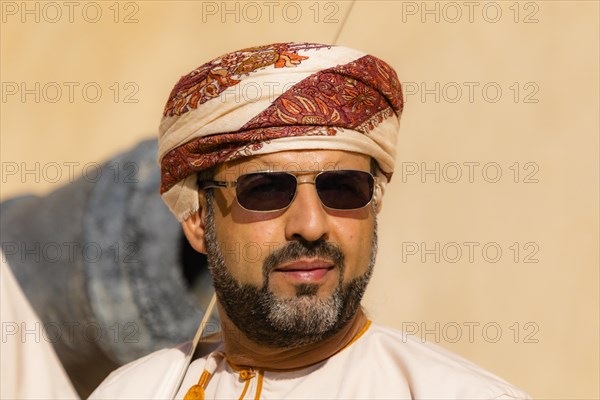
left=273, top=259, right=335, bottom=282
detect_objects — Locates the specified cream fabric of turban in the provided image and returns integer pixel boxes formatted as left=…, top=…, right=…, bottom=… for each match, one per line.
left=158, top=42, right=404, bottom=221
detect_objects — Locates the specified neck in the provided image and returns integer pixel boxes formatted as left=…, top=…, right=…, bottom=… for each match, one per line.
left=218, top=303, right=368, bottom=370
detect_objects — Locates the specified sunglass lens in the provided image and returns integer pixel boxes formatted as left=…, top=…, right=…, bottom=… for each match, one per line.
left=236, top=172, right=297, bottom=211
left=316, top=171, right=374, bottom=209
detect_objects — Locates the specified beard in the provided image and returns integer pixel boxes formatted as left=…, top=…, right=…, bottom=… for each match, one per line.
left=203, top=191, right=378, bottom=349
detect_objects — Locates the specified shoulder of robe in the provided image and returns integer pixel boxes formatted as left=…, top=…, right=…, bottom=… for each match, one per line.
left=356, top=323, right=532, bottom=399
left=88, top=345, right=191, bottom=400
left=88, top=335, right=222, bottom=400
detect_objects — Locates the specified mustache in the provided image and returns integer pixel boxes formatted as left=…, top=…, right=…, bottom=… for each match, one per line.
left=262, top=239, right=345, bottom=277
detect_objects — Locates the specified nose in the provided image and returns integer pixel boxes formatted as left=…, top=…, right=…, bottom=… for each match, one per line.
left=283, top=179, right=330, bottom=243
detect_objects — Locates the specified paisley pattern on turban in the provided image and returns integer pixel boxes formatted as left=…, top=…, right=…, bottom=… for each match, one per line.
left=158, top=42, right=403, bottom=220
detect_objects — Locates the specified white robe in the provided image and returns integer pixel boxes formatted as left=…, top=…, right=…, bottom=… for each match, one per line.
left=0, top=251, right=79, bottom=399
left=90, top=321, right=530, bottom=399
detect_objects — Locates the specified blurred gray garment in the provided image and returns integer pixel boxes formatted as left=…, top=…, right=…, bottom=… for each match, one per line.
left=0, top=139, right=216, bottom=398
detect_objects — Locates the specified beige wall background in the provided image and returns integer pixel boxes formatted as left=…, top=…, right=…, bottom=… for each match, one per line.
left=1, top=0, right=598, bottom=398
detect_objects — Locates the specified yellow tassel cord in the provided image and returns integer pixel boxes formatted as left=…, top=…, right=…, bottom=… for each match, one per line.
left=183, top=385, right=204, bottom=400
left=253, top=370, right=264, bottom=400
left=237, top=368, right=255, bottom=400
left=183, top=370, right=211, bottom=400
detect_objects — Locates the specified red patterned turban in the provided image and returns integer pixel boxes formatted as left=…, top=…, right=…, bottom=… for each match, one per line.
left=158, top=42, right=404, bottom=221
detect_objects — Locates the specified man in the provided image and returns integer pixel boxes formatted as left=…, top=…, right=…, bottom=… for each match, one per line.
left=91, top=42, right=529, bottom=399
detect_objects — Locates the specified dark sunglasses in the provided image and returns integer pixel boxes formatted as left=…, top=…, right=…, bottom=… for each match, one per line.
left=199, top=170, right=376, bottom=212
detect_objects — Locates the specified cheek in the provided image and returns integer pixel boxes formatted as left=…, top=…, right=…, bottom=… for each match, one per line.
left=334, top=218, right=375, bottom=280
left=215, top=219, right=280, bottom=286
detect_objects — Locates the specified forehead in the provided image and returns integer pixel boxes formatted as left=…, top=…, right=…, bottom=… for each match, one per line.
left=215, top=150, right=371, bottom=177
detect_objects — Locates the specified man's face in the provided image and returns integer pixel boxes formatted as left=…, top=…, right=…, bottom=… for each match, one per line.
left=203, top=150, right=378, bottom=348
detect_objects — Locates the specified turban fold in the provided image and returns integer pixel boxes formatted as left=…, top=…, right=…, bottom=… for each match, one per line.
left=158, top=42, right=404, bottom=221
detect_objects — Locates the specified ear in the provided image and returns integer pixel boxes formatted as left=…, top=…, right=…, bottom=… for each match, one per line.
left=181, top=190, right=208, bottom=254
left=373, top=183, right=384, bottom=214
